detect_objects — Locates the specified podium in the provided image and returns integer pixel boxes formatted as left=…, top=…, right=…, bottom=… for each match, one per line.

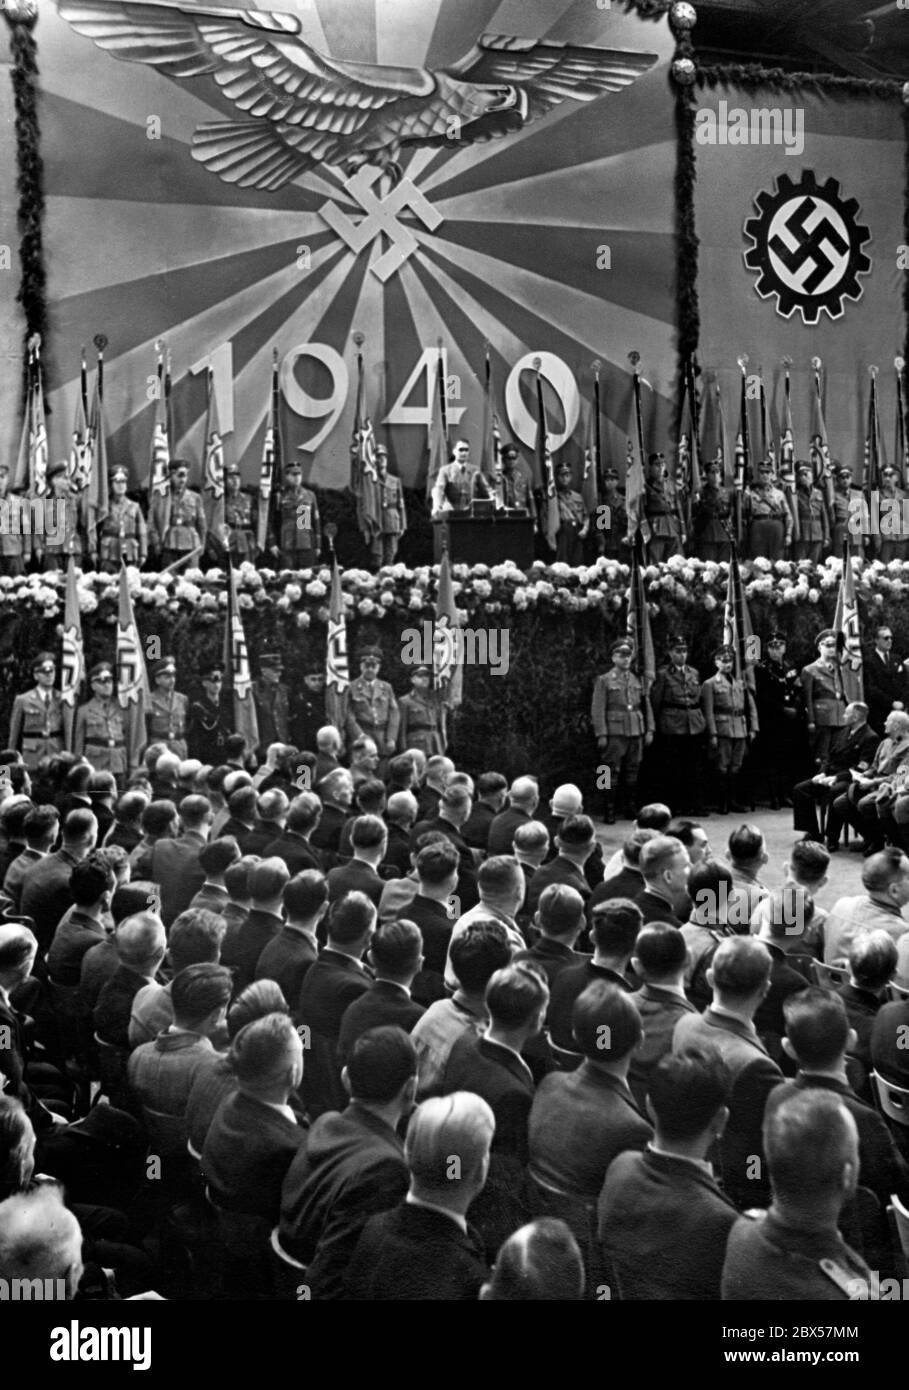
left=432, top=511, right=535, bottom=567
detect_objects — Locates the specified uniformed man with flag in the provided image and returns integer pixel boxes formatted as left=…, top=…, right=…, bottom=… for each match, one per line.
left=700, top=646, right=759, bottom=815
left=74, top=661, right=128, bottom=784
left=149, top=459, right=206, bottom=568
left=372, top=445, right=407, bottom=567
left=591, top=637, right=654, bottom=823
left=279, top=459, right=321, bottom=569
left=98, top=468, right=147, bottom=572
left=346, top=647, right=399, bottom=761
left=145, top=656, right=189, bottom=757
left=8, top=652, right=64, bottom=769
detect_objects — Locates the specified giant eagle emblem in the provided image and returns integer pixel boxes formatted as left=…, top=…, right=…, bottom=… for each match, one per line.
left=58, top=0, right=659, bottom=188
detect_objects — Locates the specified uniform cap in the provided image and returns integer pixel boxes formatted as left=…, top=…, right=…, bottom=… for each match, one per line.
left=152, top=657, right=176, bottom=678
left=32, top=651, right=56, bottom=672
left=836, top=466, right=853, bottom=480
left=501, top=444, right=519, bottom=459
left=766, top=630, right=786, bottom=644
left=359, top=646, right=382, bottom=663
left=375, top=444, right=388, bottom=457
left=201, top=662, right=224, bottom=678
left=109, top=467, right=128, bottom=483
left=611, top=638, right=634, bottom=656
left=668, top=634, right=689, bottom=650
left=168, top=458, right=190, bottom=474
left=89, top=661, right=114, bottom=679
left=225, top=463, right=240, bottom=476
left=46, top=460, right=67, bottom=481
left=817, top=629, right=837, bottom=645
left=259, top=652, right=284, bottom=670
left=714, top=646, right=734, bottom=660
left=411, top=665, right=430, bottom=678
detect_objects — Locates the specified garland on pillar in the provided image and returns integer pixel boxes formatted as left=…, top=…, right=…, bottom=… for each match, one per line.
left=2, top=1, right=47, bottom=404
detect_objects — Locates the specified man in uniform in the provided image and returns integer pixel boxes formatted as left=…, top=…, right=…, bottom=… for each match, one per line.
left=431, top=440, right=491, bottom=516
left=832, top=463, right=865, bottom=557
left=40, top=461, right=89, bottom=570
left=397, top=665, right=446, bottom=757
left=801, top=629, right=848, bottom=768
left=145, top=656, right=189, bottom=757
left=73, top=660, right=128, bottom=784
left=187, top=662, right=231, bottom=764
left=874, top=464, right=909, bottom=562
left=253, top=652, right=290, bottom=754
left=650, top=634, right=709, bottom=816
left=498, top=445, right=535, bottom=516
left=0, top=464, right=27, bottom=576
left=346, top=647, right=400, bottom=763
left=279, top=459, right=321, bottom=569
left=721, top=1090, right=870, bottom=1301
left=744, top=460, right=791, bottom=560
left=554, top=463, right=588, bottom=565
left=149, top=458, right=207, bottom=569
left=700, top=646, right=759, bottom=815
left=643, top=453, right=684, bottom=562
left=8, top=652, right=64, bottom=770
left=754, top=631, right=807, bottom=808
left=223, top=463, right=256, bottom=563
left=690, top=459, right=732, bottom=562
left=372, top=445, right=407, bottom=568
left=596, top=468, right=628, bottom=561
left=591, top=637, right=654, bottom=824
left=792, top=461, right=830, bottom=563
left=98, top=467, right=148, bottom=572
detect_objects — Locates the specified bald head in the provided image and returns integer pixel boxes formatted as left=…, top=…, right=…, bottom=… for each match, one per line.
left=425, top=756, right=454, bottom=787
left=0, top=1186, right=83, bottom=1297
left=0, top=925, right=38, bottom=984
left=509, top=777, right=539, bottom=813
left=386, top=791, right=418, bottom=828
left=114, top=912, right=167, bottom=974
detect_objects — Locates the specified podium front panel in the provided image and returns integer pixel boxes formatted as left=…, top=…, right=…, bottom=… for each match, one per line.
left=432, top=516, right=535, bottom=568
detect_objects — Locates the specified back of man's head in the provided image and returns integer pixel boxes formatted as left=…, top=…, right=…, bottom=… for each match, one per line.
left=782, top=987, right=849, bottom=1071
left=789, top=839, right=830, bottom=889
left=229, top=1012, right=300, bottom=1091
left=482, top=1219, right=584, bottom=1302
left=537, top=883, right=584, bottom=941
left=170, top=962, right=233, bottom=1031
left=688, top=859, right=734, bottom=917
left=439, top=784, right=471, bottom=821
left=387, top=753, right=415, bottom=790
left=848, top=929, right=898, bottom=992
left=354, top=778, right=386, bottom=815
left=226, top=786, right=257, bottom=823
left=424, top=755, right=453, bottom=786
left=636, top=804, right=672, bottom=833
left=571, top=980, right=642, bottom=1063
left=224, top=734, right=247, bottom=763
left=512, top=820, right=550, bottom=858
left=283, top=869, right=328, bottom=923
left=328, top=891, right=376, bottom=950
left=486, top=963, right=549, bottom=1032
left=508, top=776, right=538, bottom=810
left=68, top=852, right=115, bottom=909
left=761, top=887, right=814, bottom=942
left=0, top=925, right=37, bottom=977
left=0, top=1185, right=83, bottom=1296
left=141, top=800, right=177, bottom=839
left=227, top=979, right=288, bottom=1040
left=647, top=1048, right=731, bottom=1143
left=113, top=790, right=148, bottom=826
left=114, top=912, right=166, bottom=973
left=728, top=823, right=765, bottom=866
left=633, top=923, right=688, bottom=984
left=1, top=798, right=32, bottom=842
left=248, top=856, right=291, bottom=905
left=351, top=814, right=387, bottom=854
left=287, top=792, right=321, bottom=836
left=478, top=772, right=508, bottom=802
left=168, top=908, right=226, bottom=972
left=222, top=769, right=253, bottom=799
left=862, top=846, right=909, bottom=897
left=556, top=814, right=596, bottom=855
left=345, top=1025, right=417, bottom=1104
left=449, top=918, right=511, bottom=994
left=622, top=827, right=659, bottom=867
left=710, top=936, right=771, bottom=1003
left=405, top=1092, right=495, bottom=1195
left=385, top=790, right=417, bottom=827
left=415, top=839, right=459, bottom=887
left=590, top=898, right=643, bottom=960
left=23, top=805, right=58, bottom=849
left=224, top=855, right=259, bottom=902
left=154, top=751, right=180, bottom=784
left=639, top=834, right=684, bottom=885
left=369, top=919, right=422, bottom=978
left=257, top=788, right=290, bottom=826
left=478, top=855, right=524, bottom=907
left=62, top=807, right=96, bottom=850
left=764, top=1090, right=858, bottom=1207
left=198, top=836, right=240, bottom=879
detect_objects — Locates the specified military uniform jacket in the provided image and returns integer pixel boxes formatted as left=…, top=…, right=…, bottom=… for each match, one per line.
left=500, top=469, right=534, bottom=513
left=557, top=488, right=586, bottom=527
left=378, top=475, right=406, bottom=535
left=721, top=1208, right=870, bottom=1301
left=795, top=486, right=830, bottom=543
left=397, top=692, right=444, bottom=753
left=801, top=660, right=847, bottom=728
left=99, top=499, right=148, bottom=566
left=700, top=674, right=758, bottom=740
left=345, top=677, right=400, bottom=746
left=43, top=494, right=89, bottom=558
left=833, top=486, right=864, bottom=533
left=651, top=665, right=707, bottom=736
left=9, top=688, right=64, bottom=761
left=432, top=464, right=490, bottom=512
left=644, top=479, right=682, bottom=537
left=146, top=690, right=189, bottom=752
left=591, top=668, right=653, bottom=738
left=745, top=484, right=791, bottom=528
left=253, top=679, right=290, bottom=746
left=225, top=491, right=256, bottom=559
left=150, top=487, right=206, bottom=553
left=280, top=486, right=320, bottom=555
left=73, top=697, right=128, bottom=774
left=186, top=696, right=230, bottom=763
left=692, top=483, right=732, bottom=541
left=755, top=659, right=803, bottom=732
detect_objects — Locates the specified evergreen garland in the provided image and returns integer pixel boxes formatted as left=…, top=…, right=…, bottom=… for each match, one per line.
left=4, top=6, right=47, bottom=404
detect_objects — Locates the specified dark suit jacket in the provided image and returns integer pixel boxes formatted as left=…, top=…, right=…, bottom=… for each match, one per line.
left=188, top=883, right=230, bottom=915
left=837, top=982, right=883, bottom=1073
left=255, top=925, right=318, bottom=1011
left=297, top=949, right=373, bottom=1117
left=94, top=963, right=155, bottom=1049
left=752, top=941, right=810, bottom=1063
left=871, top=999, right=909, bottom=1088
left=440, top=1034, right=535, bottom=1162
left=279, top=1102, right=408, bottom=1294
left=217, top=816, right=262, bottom=857
left=409, top=818, right=478, bottom=910
left=326, top=858, right=384, bottom=906
left=149, top=831, right=207, bottom=928
left=589, top=866, right=644, bottom=918
left=547, top=959, right=634, bottom=1054
left=0, top=994, right=53, bottom=1132
left=394, top=894, right=452, bottom=1006
left=346, top=1202, right=488, bottom=1300
left=381, top=821, right=412, bottom=877
left=514, top=937, right=587, bottom=990
left=310, top=804, right=347, bottom=857
left=263, top=828, right=323, bottom=876
left=628, top=984, right=697, bottom=1108
left=863, top=650, right=909, bottom=735
left=599, top=1148, right=740, bottom=1299
left=822, top=722, right=880, bottom=777
left=764, top=1071, right=909, bottom=1207
left=528, top=1063, right=652, bottom=1201
left=202, top=1091, right=308, bottom=1218
left=461, top=800, right=495, bottom=851
left=541, top=812, right=607, bottom=889
left=634, top=888, right=683, bottom=928
left=526, top=855, right=591, bottom=919
left=487, top=806, right=531, bottom=857
left=20, top=848, right=82, bottom=954
left=337, top=980, right=424, bottom=1064
left=225, top=907, right=285, bottom=992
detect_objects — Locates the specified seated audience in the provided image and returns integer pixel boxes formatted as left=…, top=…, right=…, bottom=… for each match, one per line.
left=188, top=836, right=240, bottom=914
left=327, top=814, right=387, bottom=906
left=515, top=883, right=587, bottom=988
left=297, top=892, right=375, bottom=1115
left=223, top=857, right=290, bottom=992
left=588, top=827, right=658, bottom=918
left=338, top=919, right=425, bottom=1063
left=397, top=839, right=458, bottom=1005
left=547, top=899, right=642, bottom=1054
left=445, top=856, right=527, bottom=988
left=627, top=924, right=697, bottom=1108
left=479, top=1218, right=585, bottom=1301
left=634, top=835, right=692, bottom=928
left=255, top=869, right=328, bottom=1004
left=129, top=908, right=227, bottom=1047
left=525, top=815, right=597, bottom=919
left=263, top=791, right=323, bottom=875
left=46, top=853, right=116, bottom=986
left=412, top=919, right=511, bottom=1096
left=94, top=913, right=167, bottom=1050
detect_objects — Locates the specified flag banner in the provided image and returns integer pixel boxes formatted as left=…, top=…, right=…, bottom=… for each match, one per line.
left=676, top=363, right=700, bottom=533
left=202, top=368, right=226, bottom=544
left=116, top=564, right=150, bottom=770
left=626, top=356, right=651, bottom=544
left=536, top=369, right=560, bottom=551
left=895, top=360, right=908, bottom=490
left=810, top=361, right=836, bottom=525
left=833, top=541, right=864, bottom=705
left=30, top=373, right=49, bottom=500
left=582, top=369, right=601, bottom=516
left=425, top=350, right=449, bottom=502
left=723, top=544, right=757, bottom=723
left=224, top=560, right=260, bottom=752
left=61, top=557, right=84, bottom=751
left=434, top=549, right=463, bottom=711
left=480, top=349, right=500, bottom=488
left=863, top=368, right=883, bottom=495
left=325, top=557, right=350, bottom=733
left=87, top=357, right=110, bottom=546
left=68, top=371, right=90, bottom=494
left=256, top=357, right=282, bottom=555
left=780, top=365, right=800, bottom=541
left=148, top=351, right=170, bottom=508
left=627, top=536, right=655, bottom=695
left=35, top=4, right=675, bottom=489
left=352, top=350, right=380, bottom=542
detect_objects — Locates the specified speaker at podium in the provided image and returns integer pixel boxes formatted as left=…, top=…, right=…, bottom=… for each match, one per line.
left=432, top=504, right=535, bottom=567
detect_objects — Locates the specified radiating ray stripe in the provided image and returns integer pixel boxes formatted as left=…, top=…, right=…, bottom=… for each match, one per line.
left=423, top=0, right=511, bottom=67
left=433, top=142, right=675, bottom=232
left=46, top=197, right=334, bottom=300
left=313, top=0, right=378, bottom=62
left=377, top=0, right=446, bottom=66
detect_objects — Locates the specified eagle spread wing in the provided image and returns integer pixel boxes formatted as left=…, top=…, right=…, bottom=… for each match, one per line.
left=58, top=1, right=659, bottom=188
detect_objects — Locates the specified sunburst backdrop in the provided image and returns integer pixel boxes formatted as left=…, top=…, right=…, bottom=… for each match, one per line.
left=18, top=0, right=677, bottom=490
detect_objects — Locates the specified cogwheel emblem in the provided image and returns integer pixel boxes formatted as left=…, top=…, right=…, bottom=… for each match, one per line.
left=743, top=170, right=871, bottom=324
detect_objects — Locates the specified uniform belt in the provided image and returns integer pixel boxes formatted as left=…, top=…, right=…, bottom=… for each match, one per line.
left=85, top=738, right=122, bottom=748
left=665, top=702, right=697, bottom=709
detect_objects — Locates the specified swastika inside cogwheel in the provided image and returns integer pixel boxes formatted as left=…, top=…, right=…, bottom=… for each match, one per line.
left=743, top=170, right=871, bottom=324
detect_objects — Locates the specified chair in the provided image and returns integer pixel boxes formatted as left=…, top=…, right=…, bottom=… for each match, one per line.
left=811, top=960, right=849, bottom=990
left=93, top=1031, right=132, bottom=1111
left=270, top=1226, right=309, bottom=1300
left=887, top=1193, right=909, bottom=1271
left=888, top=981, right=909, bottom=1003
left=872, top=1070, right=909, bottom=1129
